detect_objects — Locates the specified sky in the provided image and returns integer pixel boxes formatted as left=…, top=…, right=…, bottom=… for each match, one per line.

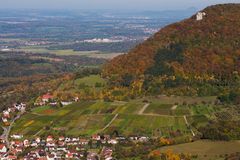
left=0, top=0, right=239, bottom=10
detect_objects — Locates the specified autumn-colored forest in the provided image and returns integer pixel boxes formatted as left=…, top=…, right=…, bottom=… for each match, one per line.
left=104, top=4, right=240, bottom=78
left=103, top=4, right=240, bottom=98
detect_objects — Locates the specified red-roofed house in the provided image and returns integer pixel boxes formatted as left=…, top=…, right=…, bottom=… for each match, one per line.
left=92, top=134, right=101, bottom=141
left=7, top=155, right=17, bottom=160
left=65, top=152, right=73, bottom=159
left=42, top=93, right=54, bottom=103
left=0, top=144, right=7, bottom=153
left=46, top=135, right=54, bottom=142
left=3, top=110, right=10, bottom=118
left=58, top=136, right=65, bottom=141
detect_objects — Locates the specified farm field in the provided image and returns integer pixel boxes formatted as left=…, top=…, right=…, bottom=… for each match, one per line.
left=159, top=140, right=240, bottom=159
left=16, top=46, right=123, bottom=59
left=11, top=96, right=223, bottom=139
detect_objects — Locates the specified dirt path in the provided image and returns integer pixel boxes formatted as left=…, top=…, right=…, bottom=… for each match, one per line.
left=138, top=103, right=150, bottom=115
left=171, top=105, right=178, bottom=110
left=34, top=128, right=43, bottom=137
left=183, top=115, right=195, bottom=137
left=102, top=114, right=118, bottom=131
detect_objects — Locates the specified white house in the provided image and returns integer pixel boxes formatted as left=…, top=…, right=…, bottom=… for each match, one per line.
left=35, top=137, right=41, bottom=144
left=3, top=110, right=10, bottom=118
left=46, top=136, right=54, bottom=143
left=139, top=136, right=149, bottom=142
left=61, top=102, right=73, bottom=106
left=2, top=117, right=8, bottom=123
left=196, top=12, right=206, bottom=21
left=46, top=142, right=55, bottom=147
left=65, top=137, right=71, bottom=142
left=107, top=139, right=118, bottom=145
left=23, top=139, right=29, bottom=147
left=14, top=103, right=26, bottom=111
left=11, top=134, right=23, bottom=139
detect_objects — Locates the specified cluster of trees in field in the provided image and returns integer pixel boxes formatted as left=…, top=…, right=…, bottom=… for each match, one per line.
left=74, top=68, right=101, bottom=79
left=199, top=120, right=240, bottom=140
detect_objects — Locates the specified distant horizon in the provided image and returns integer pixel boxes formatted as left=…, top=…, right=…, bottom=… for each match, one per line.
left=0, top=7, right=198, bottom=12
left=0, top=0, right=239, bottom=11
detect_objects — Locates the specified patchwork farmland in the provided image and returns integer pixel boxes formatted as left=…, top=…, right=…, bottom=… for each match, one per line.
left=11, top=96, right=218, bottom=139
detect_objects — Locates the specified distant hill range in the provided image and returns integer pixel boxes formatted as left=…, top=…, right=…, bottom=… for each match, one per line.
left=103, top=4, right=240, bottom=89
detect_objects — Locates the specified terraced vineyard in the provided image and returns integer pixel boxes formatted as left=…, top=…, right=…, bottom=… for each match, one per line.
left=10, top=96, right=220, bottom=139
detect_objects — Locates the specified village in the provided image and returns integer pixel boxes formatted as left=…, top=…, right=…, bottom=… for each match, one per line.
left=0, top=93, right=150, bottom=160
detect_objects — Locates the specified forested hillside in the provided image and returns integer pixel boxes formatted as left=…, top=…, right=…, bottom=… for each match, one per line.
left=103, top=4, right=240, bottom=97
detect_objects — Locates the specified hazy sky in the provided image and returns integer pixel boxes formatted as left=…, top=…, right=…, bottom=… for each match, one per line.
left=0, top=0, right=239, bottom=10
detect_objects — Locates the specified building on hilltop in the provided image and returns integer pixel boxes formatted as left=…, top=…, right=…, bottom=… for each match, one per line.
left=196, top=12, right=206, bottom=21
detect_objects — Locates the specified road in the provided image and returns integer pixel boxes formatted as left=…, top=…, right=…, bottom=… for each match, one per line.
left=138, top=103, right=150, bottom=115
left=0, top=111, right=25, bottom=148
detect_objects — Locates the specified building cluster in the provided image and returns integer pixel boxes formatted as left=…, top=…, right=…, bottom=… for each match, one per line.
left=34, top=93, right=78, bottom=107
left=24, top=41, right=51, bottom=46
left=1, top=103, right=26, bottom=126
left=0, top=133, right=150, bottom=159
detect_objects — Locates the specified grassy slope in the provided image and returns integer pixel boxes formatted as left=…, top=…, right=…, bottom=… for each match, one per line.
left=74, top=75, right=106, bottom=87
left=56, top=75, right=106, bottom=94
